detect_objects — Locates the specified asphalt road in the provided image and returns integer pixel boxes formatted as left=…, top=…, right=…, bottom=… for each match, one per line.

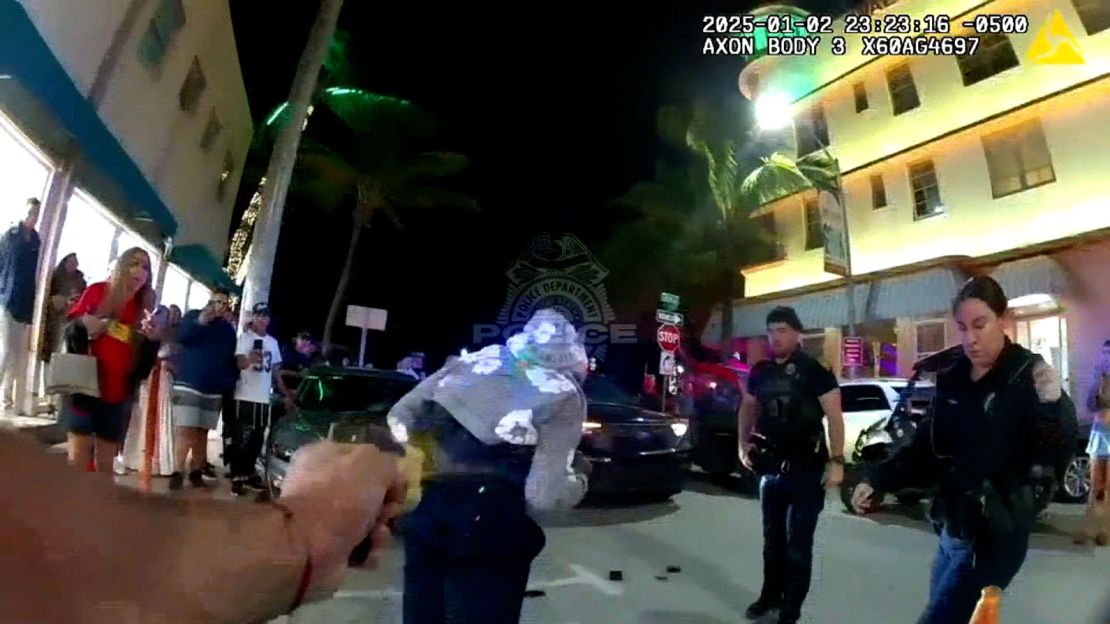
left=274, top=476, right=1110, bottom=624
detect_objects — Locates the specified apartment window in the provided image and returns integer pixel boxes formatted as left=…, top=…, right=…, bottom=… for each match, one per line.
left=870, top=173, right=887, bottom=209
left=200, top=109, right=222, bottom=151
left=852, top=81, right=869, bottom=112
left=1073, top=0, right=1110, bottom=34
left=915, top=320, right=947, bottom=360
left=796, top=105, right=830, bottom=155
left=956, top=34, right=1019, bottom=86
left=803, top=197, right=823, bottom=250
left=909, top=160, right=944, bottom=220
left=753, top=212, right=777, bottom=240
left=179, top=58, right=207, bottom=112
left=982, top=119, right=1056, bottom=198
left=886, top=63, right=920, bottom=115
left=218, top=151, right=235, bottom=201
left=138, top=0, right=185, bottom=70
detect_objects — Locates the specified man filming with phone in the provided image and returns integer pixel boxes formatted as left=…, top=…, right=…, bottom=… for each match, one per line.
left=227, top=302, right=295, bottom=496
left=737, top=307, right=845, bottom=624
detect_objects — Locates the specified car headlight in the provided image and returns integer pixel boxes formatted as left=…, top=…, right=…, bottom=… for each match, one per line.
left=670, top=420, right=689, bottom=438
left=582, top=421, right=603, bottom=434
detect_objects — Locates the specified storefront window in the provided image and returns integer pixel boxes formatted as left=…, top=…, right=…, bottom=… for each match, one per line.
left=1013, top=314, right=1069, bottom=387
left=0, top=113, right=53, bottom=227
left=56, top=191, right=118, bottom=283
left=116, top=228, right=160, bottom=280
left=843, top=320, right=897, bottom=379
left=915, top=320, right=947, bottom=360
left=186, top=282, right=210, bottom=313
left=802, top=332, right=827, bottom=367
left=57, top=190, right=161, bottom=288
left=161, top=266, right=190, bottom=311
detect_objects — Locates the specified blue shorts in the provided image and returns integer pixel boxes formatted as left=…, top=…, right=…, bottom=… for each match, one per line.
left=64, top=395, right=131, bottom=443
left=1089, top=425, right=1110, bottom=459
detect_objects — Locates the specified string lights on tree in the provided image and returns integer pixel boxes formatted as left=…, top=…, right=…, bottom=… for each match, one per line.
left=226, top=176, right=265, bottom=284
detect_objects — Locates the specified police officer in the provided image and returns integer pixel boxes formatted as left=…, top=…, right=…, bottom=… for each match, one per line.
left=852, top=277, right=1077, bottom=623
left=738, top=306, right=845, bottom=624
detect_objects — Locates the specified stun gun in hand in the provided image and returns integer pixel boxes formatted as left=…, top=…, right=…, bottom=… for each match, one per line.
left=326, top=420, right=411, bottom=567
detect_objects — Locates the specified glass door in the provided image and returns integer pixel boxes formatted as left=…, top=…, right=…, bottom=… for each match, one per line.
left=1014, top=315, right=1068, bottom=387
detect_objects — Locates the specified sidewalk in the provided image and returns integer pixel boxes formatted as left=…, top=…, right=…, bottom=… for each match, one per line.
left=112, top=430, right=246, bottom=500
left=0, top=406, right=65, bottom=445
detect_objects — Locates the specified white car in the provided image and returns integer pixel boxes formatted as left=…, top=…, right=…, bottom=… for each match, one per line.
left=826, top=378, right=934, bottom=464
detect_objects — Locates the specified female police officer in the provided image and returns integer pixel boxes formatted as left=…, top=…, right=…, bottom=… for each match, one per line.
left=852, top=276, right=1077, bottom=624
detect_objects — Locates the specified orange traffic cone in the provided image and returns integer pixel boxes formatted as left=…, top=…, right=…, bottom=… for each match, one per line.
left=968, top=586, right=1001, bottom=624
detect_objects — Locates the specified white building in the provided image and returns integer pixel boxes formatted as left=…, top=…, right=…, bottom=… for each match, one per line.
left=707, top=0, right=1109, bottom=401
left=0, top=0, right=252, bottom=414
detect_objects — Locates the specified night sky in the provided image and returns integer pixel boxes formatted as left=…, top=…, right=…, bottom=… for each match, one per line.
left=228, top=1, right=846, bottom=372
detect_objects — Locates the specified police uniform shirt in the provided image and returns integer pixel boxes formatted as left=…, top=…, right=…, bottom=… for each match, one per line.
left=748, top=348, right=839, bottom=465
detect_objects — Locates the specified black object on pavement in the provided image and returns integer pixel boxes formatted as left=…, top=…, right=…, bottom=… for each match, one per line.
left=655, top=575, right=668, bottom=582
left=609, top=570, right=623, bottom=581
left=524, top=590, right=546, bottom=598
left=667, top=565, right=682, bottom=573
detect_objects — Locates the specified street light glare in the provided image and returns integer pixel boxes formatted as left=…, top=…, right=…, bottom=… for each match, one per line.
left=755, top=91, right=793, bottom=131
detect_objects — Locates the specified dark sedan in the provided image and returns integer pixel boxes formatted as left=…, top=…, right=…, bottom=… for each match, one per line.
left=262, top=368, right=692, bottom=500
left=578, top=376, right=692, bottom=498
left=260, top=367, right=417, bottom=492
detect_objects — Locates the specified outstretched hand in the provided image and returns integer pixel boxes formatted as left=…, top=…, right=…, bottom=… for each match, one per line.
left=279, top=442, right=405, bottom=604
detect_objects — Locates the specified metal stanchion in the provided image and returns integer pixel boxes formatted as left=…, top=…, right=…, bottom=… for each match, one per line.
left=139, top=360, right=162, bottom=492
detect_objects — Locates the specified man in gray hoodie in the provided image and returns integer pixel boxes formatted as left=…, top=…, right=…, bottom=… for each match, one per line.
left=388, top=308, right=589, bottom=623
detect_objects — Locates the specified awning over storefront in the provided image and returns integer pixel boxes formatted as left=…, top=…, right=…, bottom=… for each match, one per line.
left=720, top=265, right=968, bottom=339
left=865, top=266, right=967, bottom=320
left=988, top=255, right=1073, bottom=299
left=170, top=244, right=239, bottom=294
left=0, top=0, right=178, bottom=238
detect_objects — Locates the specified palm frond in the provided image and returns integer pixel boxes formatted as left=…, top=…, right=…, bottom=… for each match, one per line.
left=319, top=88, right=435, bottom=140
left=740, top=152, right=814, bottom=207
left=323, top=30, right=357, bottom=85
left=656, top=105, right=692, bottom=149
left=391, top=187, right=479, bottom=211
left=396, top=152, right=470, bottom=180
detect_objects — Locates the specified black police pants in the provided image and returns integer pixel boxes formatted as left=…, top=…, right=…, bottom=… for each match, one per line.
left=402, top=478, right=546, bottom=624
left=917, top=528, right=1029, bottom=624
left=758, top=470, right=825, bottom=620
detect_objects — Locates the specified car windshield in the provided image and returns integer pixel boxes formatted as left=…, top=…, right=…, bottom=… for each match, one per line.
left=297, top=373, right=416, bottom=413
left=582, top=376, right=637, bottom=406
left=841, top=384, right=892, bottom=412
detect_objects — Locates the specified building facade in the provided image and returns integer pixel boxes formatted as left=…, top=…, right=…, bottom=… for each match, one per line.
left=706, top=0, right=1109, bottom=402
left=0, top=0, right=251, bottom=414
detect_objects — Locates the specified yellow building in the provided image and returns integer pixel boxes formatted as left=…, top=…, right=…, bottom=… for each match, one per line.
left=706, top=0, right=1109, bottom=400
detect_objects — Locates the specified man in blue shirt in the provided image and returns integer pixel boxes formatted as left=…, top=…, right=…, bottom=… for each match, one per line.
left=0, top=198, right=42, bottom=415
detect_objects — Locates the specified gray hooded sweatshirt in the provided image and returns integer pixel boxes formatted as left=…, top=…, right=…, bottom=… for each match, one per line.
left=386, top=310, right=589, bottom=511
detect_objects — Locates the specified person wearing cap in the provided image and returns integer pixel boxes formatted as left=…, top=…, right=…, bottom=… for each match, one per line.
left=386, top=308, right=591, bottom=623
left=227, top=302, right=295, bottom=496
left=738, top=306, right=845, bottom=624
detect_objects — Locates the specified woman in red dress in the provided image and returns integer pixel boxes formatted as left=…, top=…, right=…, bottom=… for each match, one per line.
left=64, top=247, right=158, bottom=473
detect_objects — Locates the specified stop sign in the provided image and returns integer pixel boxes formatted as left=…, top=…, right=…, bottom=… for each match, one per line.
left=657, top=324, right=681, bottom=352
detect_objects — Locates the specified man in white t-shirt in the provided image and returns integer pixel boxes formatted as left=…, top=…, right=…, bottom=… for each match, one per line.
left=227, top=302, right=295, bottom=496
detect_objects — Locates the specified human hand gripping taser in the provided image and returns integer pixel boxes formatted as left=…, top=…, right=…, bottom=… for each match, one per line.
left=325, top=420, right=410, bottom=567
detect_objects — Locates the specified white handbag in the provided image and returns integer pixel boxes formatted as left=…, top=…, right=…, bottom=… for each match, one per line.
left=46, top=352, right=101, bottom=398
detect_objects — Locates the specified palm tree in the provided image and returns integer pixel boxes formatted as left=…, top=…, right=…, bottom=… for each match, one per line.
left=238, top=0, right=346, bottom=319
left=740, top=150, right=840, bottom=205
left=293, top=134, right=477, bottom=346
left=682, top=101, right=778, bottom=348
